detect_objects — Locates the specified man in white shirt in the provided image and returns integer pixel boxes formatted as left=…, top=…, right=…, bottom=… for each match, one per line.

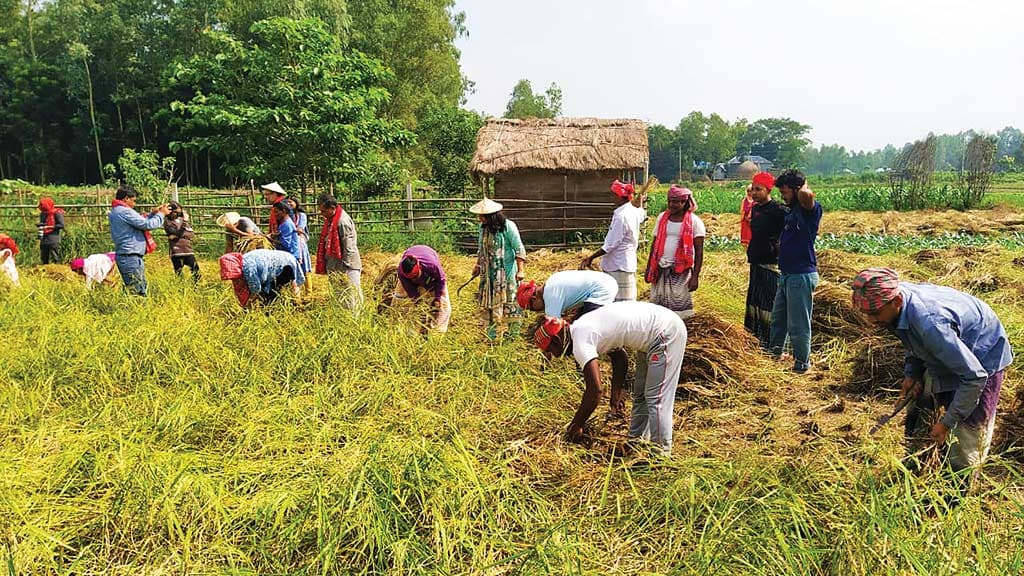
left=534, top=301, right=687, bottom=455
left=644, top=185, right=705, bottom=319
left=580, top=180, right=647, bottom=301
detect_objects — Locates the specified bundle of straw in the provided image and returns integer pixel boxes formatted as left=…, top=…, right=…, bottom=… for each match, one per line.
left=681, top=312, right=761, bottom=390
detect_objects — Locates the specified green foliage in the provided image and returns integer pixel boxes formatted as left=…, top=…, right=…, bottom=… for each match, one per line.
left=114, top=148, right=175, bottom=202
left=417, top=103, right=483, bottom=194
left=503, top=79, right=562, bottom=119
left=169, top=17, right=413, bottom=191
left=648, top=113, right=746, bottom=182
left=737, top=117, right=811, bottom=168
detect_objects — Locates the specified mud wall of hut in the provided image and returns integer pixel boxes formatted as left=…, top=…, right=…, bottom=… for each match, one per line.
left=492, top=169, right=640, bottom=242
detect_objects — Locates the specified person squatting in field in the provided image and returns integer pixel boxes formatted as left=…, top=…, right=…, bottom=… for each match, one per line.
left=70, top=252, right=117, bottom=289
left=316, top=193, right=363, bottom=309
left=0, top=234, right=20, bottom=287
left=108, top=185, right=170, bottom=296
left=37, top=197, right=65, bottom=264
left=851, top=268, right=1012, bottom=497
left=580, top=179, right=647, bottom=301
left=395, top=245, right=451, bottom=333
left=164, top=202, right=200, bottom=283
left=471, top=197, right=527, bottom=341
left=644, top=185, right=705, bottom=319
left=743, top=172, right=788, bottom=350
left=219, top=249, right=304, bottom=308
left=534, top=300, right=687, bottom=456
left=768, top=170, right=822, bottom=373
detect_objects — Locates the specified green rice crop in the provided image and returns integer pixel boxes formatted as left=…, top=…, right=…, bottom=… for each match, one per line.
left=1, top=250, right=1022, bottom=574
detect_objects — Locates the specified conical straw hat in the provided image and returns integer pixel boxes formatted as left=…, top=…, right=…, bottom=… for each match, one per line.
left=469, top=197, right=503, bottom=215
left=216, top=211, right=241, bottom=227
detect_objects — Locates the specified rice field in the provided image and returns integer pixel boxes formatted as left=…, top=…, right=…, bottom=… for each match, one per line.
left=1, top=243, right=1023, bottom=575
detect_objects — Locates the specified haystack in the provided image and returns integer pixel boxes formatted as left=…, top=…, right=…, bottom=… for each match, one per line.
left=994, top=385, right=1024, bottom=462
left=812, top=281, right=873, bottom=342
left=846, top=336, right=904, bottom=395
left=736, top=160, right=760, bottom=180
left=680, top=312, right=762, bottom=392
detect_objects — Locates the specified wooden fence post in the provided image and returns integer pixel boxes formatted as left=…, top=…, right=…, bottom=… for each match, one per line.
left=405, top=182, right=414, bottom=232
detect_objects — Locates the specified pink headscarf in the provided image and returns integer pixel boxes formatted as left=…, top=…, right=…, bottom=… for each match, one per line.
left=668, top=185, right=697, bottom=212
left=851, top=268, right=900, bottom=313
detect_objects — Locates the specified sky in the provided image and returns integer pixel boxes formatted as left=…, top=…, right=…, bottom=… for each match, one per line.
left=453, top=0, right=1024, bottom=151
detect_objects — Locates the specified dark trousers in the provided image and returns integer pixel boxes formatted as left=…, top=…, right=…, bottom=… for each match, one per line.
left=262, top=266, right=296, bottom=304
left=40, top=243, right=61, bottom=265
left=171, top=254, right=200, bottom=282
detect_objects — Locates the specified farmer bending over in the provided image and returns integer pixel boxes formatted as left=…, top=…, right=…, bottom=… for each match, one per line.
left=395, top=245, right=451, bottom=333
left=517, top=270, right=618, bottom=321
left=535, top=300, right=687, bottom=456
left=852, top=268, right=1012, bottom=496
left=219, top=249, right=303, bottom=308
left=70, top=253, right=117, bottom=289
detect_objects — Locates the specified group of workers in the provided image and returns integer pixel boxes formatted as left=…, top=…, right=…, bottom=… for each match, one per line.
left=11, top=172, right=1014, bottom=498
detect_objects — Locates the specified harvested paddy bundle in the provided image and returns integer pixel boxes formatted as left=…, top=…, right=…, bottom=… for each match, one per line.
left=680, top=312, right=762, bottom=391
left=912, top=248, right=943, bottom=264
left=846, top=335, right=904, bottom=396
left=994, top=385, right=1024, bottom=461
left=816, top=249, right=860, bottom=282
left=812, top=281, right=872, bottom=341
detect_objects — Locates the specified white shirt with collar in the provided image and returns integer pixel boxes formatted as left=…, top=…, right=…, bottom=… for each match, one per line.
left=600, top=202, right=646, bottom=273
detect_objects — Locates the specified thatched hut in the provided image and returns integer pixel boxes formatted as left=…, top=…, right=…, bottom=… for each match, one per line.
left=469, top=118, right=649, bottom=243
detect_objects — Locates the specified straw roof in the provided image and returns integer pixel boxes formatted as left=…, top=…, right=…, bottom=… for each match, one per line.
left=470, top=118, right=649, bottom=176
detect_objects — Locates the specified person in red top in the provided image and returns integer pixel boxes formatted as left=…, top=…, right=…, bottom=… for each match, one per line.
left=37, top=197, right=65, bottom=264
left=260, top=182, right=288, bottom=235
left=740, top=185, right=754, bottom=247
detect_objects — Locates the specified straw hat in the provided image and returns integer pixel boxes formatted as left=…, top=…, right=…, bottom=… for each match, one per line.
left=216, top=211, right=241, bottom=227
left=260, top=182, right=286, bottom=196
left=469, top=197, right=503, bottom=215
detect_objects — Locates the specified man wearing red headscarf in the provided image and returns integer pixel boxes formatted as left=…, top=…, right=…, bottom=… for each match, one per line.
left=37, top=197, right=65, bottom=264
left=644, top=185, right=704, bottom=319
left=580, top=179, right=647, bottom=301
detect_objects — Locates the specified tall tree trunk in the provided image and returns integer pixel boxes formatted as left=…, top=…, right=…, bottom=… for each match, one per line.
left=207, top=149, right=212, bottom=188
left=136, top=98, right=147, bottom=148
left=83, top=57, right=103, bottom=183
left=26, top=1, right=37, bottom=61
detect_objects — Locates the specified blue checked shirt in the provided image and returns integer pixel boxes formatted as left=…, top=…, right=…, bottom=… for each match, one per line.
left=893, top=282, right=1012, bottom=427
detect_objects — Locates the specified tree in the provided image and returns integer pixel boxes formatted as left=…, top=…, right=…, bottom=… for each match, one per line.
left=168, top=17, right=413, bottom=192
left=503, top=79, right=562, bottom=119
left=889, top=134, right=936, bottom=210
left=957, top=134, right=998, bottom=210
left=647, top=124, right=676, bottom=182
left=736, top=118, right=810, bottom=167
left=417, top=102, right=482, bottom=194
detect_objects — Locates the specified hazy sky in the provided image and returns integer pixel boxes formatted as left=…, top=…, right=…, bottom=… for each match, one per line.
left=453, top=0, right=1023, bottom=151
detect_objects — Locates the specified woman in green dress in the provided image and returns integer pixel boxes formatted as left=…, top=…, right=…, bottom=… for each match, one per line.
left=471, top=197, right=527, bottom=341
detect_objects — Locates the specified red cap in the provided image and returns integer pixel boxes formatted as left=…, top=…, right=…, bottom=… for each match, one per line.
left=516, top=280, right=538, bottom=309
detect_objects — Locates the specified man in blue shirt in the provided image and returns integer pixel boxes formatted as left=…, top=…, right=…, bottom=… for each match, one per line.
left=109, top=185, right=169, bottom=296
left=852, top=267, right=1012, bottom=483
left=769, top=169, right=822, bottom=373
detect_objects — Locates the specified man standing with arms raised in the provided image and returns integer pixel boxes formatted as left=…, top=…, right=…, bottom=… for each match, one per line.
left=109, top=185, right=169, bottom=296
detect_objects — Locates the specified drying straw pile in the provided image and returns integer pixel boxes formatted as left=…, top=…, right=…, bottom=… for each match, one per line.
left=680, top=311, right=763, bottom=395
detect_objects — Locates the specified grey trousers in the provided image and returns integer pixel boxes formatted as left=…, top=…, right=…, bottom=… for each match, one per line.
left=629, top=326, right=686, bottom=455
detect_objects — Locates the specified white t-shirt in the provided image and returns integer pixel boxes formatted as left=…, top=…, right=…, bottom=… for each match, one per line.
left=570, top=301, right=686, bottom=368
left=83, top=253, right=115, bottom=288
left=543, top=270, right=618, bottom=318
left=600, top=203, right=646, bottom=273
left=656, top=213, right=706, bottom=268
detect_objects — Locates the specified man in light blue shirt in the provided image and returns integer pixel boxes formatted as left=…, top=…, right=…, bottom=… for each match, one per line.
left=516, top=270, right=618, bottom=320
left=109, top=185, right=169, bottom=296
left=852, top=267, right=1012, bottom=486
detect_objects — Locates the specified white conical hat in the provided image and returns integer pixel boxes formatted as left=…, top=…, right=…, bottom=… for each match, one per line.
left=260, top=182, right=286, bottom=196
left=469, top=197, right=503, bottom=215
left=216, top=211, right=241, bottom=227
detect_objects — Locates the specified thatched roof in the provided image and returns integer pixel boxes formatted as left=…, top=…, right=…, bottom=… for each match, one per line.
left=470, top=118, right=648, bottom=176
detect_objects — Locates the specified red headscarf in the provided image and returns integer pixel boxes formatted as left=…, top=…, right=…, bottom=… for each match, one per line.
left=516, top=280, right=538, bottom=310
left=0, top=234, right=19, bottom=256
left=315, top=205, right=345, bottom=275
left=219, top=252, right=251, bottom=307
left=610, top=180, right=635, bottom=199
left=752, top=172, right=775, bottom=190
left=38, top=197, right=64, bottom=233
left=645, top=186, right=696, bottom=284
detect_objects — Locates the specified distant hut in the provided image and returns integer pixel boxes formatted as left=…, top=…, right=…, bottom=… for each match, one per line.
left=469, top=117, right=649, bottom=243
left=725, top=155, right=774, bottom=179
